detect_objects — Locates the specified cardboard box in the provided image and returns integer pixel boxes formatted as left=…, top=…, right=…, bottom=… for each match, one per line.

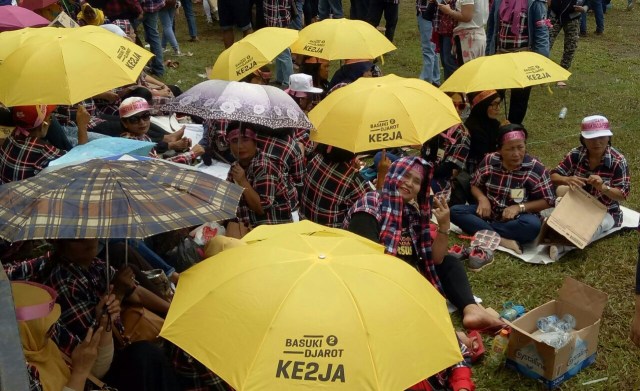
left=505, top=277, right=608, bottom=389
left=48, top=12, right=79, bottom=28
left=536, top=187, right=607, bottom=249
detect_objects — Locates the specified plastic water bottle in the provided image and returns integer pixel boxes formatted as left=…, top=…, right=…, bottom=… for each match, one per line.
left=487, top=329, right=510, bottom=367
left=537, top=315, right=560, bottom=332
left=538, top=331, right=572, bottom=349
left=559, top=107, right=568, bottom=119
left=500, top=302, right=526, bottom=321
left=556, top=314, right=577, bottom=332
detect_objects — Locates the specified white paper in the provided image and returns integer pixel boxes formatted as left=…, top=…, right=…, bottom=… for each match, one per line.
left=183, top=124, right=204, bottom=147
left=196, top=161, right=230, bottom=180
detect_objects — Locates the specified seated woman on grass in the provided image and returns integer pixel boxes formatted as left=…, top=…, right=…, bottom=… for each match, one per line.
left=548, top=115, right=630, bottom=259
left=450, top=124, right=555, bottom=255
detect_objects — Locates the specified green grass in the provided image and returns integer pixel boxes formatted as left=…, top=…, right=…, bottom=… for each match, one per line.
left=159, top=2, right=640, bottom=389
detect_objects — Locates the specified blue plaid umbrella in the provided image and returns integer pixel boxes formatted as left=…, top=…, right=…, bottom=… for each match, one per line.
left=0, top=158, right=243, bottom=241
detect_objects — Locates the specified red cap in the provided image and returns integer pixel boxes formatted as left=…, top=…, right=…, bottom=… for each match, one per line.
left=11, top=105, right=56, bottom=129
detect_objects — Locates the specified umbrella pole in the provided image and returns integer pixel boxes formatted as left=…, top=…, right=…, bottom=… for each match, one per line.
left=105, top=241, right=110, bottom=296
left=125, top=239, right=128, bottom=266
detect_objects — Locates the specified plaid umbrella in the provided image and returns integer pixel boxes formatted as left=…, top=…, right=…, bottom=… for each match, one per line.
left=0, top=158, right=243, bottom=242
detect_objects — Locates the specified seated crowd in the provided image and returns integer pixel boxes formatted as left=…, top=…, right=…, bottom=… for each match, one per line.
left=0, top=20, right=631, bottom=391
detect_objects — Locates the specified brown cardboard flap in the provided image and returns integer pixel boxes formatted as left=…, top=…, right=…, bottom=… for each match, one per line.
left=547, top=187, right=607, bottom=249
left=48, top=12, right=79, bottom=28
left=558, top=277, right=608, bottom=318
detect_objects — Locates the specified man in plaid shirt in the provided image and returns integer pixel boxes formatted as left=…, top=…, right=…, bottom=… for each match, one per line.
left=226, top=125, right=292, bottom=227
left=486, top=0, right=549, bottom=124
left=451, top=124, right=555, bottom=251
left=300, top=146, right=370, bottom=228
left=0, top=105, right=89, bottom=184
left=263, top=0, right=294, bottom=87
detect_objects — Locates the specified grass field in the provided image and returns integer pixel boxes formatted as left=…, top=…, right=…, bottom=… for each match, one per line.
left=159, top=2, right=640, bottom=389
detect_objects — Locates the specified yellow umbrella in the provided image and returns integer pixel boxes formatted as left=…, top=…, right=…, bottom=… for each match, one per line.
left=210, top=27, right=298, bottom=81
left=440, top=51, right=572, bottom=92
left=242, top=220, right=383, bottom=250
left=161, top=232, right=462, bottom=391
left=0, top=25, right=152, bottom=106
left=291, top=18, right=396, bottom=60
left=309, top=74, right=461, bottom=153
left=0, top=27, right=55, bottom=62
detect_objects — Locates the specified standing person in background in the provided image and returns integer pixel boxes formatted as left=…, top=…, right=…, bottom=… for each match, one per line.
left=303, top=0, right=320, bottom=23
left=580, top=0, right=604, bottom=35
left=351, top=0, right=370, bottom=20
left=438, top=0, right=488, bottom=65
left=219, top=0, right=253, bottom=48
left=137, top=0, right=166, bottom=77
left=549, top=0, right=587, bottom=86
left=264, top=0, right=294, bottom=87
left=179, top=0, right=199, bottom=42
left=159, top=0, right=184, bottom=56
left=485, top=0, right=549, bottom=124
left=203, top=0, right=219, bottom=23
left=318, top=0, right=344, bottom=19
left=416, top=0, right=441, bottom=85
left=366, top=0, right=400, bottom=42
left=433, top=0, right=459, bottom=80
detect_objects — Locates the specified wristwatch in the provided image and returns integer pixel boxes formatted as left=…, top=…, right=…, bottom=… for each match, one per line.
left=519, top=203, right=526, bottom=214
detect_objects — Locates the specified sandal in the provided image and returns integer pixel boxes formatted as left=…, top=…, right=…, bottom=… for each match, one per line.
left=556, top=81, right=567, bottom=87
left=457, top=330, right=486, bottom=363
left=164, top=60, right=180, bottom=69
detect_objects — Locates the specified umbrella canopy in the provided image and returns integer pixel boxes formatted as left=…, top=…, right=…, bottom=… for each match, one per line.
left=440, top=52, right=572, bottom=92
left=0, top=6, right=50, bottom=31
left=210, top=27, right=298, bottom=81
left=0, top=27, right=54, bottom=61
left=0, top=158, right=243, bottom=241
left=0, top=25, right=153, bottom=106
left=242, top=220, right=384, bottom=249
left=18, top=0, right=58, bottom=11
left=161, top=80, right=312, bottom=130
left=309, top=74, right=461, bottom=152
left=291, top=18, right=396, bottom=60
left=44, top=138, right=156, bottom=169
left=161, top=231, right=462, bottom=391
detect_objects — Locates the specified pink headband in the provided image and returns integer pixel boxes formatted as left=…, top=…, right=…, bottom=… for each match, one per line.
left=226, top=127, right=257, bottom=141
left=12, top=281, right=58, bottom=321
left=472, top=90, right=498, bottom=108
left=501, top=130, right=526, bottom=143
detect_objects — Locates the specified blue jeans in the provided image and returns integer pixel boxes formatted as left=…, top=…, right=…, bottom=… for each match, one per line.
left=139, top=11, right=164, bottom=76
left=111, top=239, right=176, bottom=277
left=181, top=0, right=198, bottom=37
left=290, top=0, right=304, bottom=30
left=416, top=15, right=440, bottom=85
left=581, top=0, right=604, bottom=32
left=318, top=0, right=343, bottom=19
left=450, top=204, right=542, bottom=244
left=159, top=7, right=180, bottom=51
left=439, top=35, right=458, bottom=81
left=275, top=48, right=293, bottom=86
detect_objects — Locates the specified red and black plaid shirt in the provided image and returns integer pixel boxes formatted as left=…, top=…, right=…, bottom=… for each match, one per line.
left=227, top=152, right=292, bottom=226
left=263, top=0, right=291, bottom=27
left=0, top=131, right=65, bottom=184
left=165, top=343, right=231, bottom=391
left=551, top=146, right=630, bottom=226
left=472, top=152, right=555, bottom=219
left=423, top=124, right=471, bottom=170
left=300, top=153, right=370, bottom=228
left=498, top=13, right=529, bottom=51
left=257, top=133, right=305, bottom=210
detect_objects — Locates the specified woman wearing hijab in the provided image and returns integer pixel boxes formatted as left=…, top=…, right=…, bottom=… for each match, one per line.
left=12, top=280, right=106, bottom=391
left=328, top=59, right=374, bottom=91
left=449, top=90, right=502, bottom=205
left=345, top=156, right=504, bottom=330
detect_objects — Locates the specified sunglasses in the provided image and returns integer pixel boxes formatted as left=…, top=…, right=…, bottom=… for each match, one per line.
left=125, top=112, right=151, bottom=123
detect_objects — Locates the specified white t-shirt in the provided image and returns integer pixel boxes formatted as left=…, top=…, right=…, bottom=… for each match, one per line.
left=454, top=0, right=489, bottom=31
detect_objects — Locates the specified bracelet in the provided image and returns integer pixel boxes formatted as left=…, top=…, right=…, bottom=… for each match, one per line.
left=437, top=228, right=450, bottom=235
left=519, top=203, right=526, bottom=213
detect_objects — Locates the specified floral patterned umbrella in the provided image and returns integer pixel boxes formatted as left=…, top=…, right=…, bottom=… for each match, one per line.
left=161, top=80, right=312, bottom=130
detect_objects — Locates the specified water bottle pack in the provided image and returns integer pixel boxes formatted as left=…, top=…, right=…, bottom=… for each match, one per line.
left=500, top=302, right=526, bottom=321
left=536, top=314, right=576, bottom=349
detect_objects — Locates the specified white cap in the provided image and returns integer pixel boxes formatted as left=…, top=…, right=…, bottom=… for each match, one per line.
left=288, top=73, right=323, bottom=94
left=581, top=115, right=613, bottom=139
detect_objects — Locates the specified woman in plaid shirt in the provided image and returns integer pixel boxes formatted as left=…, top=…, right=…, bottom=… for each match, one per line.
left=548, top=115, right=630, bottom=259
left=450, top=124, right=555, bottom=253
